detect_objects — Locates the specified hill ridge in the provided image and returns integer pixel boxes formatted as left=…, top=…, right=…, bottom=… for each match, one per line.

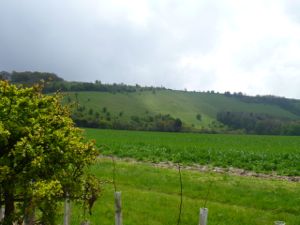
left=2, top=70, right=300, bottom=134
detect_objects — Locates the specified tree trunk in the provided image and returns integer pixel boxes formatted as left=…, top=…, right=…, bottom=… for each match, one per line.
left=3, top=187, right=14, bottom=225
left=24, top=199, right=35, bottom=225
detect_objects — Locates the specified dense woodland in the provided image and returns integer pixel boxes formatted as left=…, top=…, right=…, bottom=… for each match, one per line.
left=217, top=111, right=300, bottom=135
left=0, top=71, right=166, bottom=93
left=2, top=70, right=300, bottom=135
left=73, top=110, right=183, bottom=132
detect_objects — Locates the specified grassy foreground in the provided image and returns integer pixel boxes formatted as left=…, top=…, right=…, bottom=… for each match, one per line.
left=71, top=158, right=300, bottom=225
left=85, top=129, right=300, bottom=175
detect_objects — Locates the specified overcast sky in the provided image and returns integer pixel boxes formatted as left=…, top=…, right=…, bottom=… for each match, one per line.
left=1, top=0, right=300, bottom=98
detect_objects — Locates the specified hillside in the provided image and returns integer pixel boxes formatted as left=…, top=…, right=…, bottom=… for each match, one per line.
left=64, top=90, right=300, bottom=133
left=2, top=70, right=300, bottom=134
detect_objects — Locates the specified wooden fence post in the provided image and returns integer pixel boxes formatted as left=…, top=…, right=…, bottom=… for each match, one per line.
left=114, top=192, right=122, bottom=225
left=80, top=220, right=90, bottom=225
left=23, top=205, right=35, bottom=225
left=0, top=206, right=4, bottom=221
left=274, top=221, right=285, bottom=225
left=199, top=208, right=208, bottom=225
left=64, top=194, right=71, bottom=225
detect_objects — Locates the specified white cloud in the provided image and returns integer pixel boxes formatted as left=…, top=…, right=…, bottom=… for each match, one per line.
left=174, top=0, right=300, bottom=97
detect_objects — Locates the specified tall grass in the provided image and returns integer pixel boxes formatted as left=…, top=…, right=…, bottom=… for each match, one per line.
left=71, top=159, right=300, bottom=225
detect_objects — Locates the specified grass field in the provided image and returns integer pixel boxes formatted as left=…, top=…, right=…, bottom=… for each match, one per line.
left=85, top=129, right=300, bottom=175
left=70, top=158, right=300, bottom=225
left=65, top=90, right=300, bottom=129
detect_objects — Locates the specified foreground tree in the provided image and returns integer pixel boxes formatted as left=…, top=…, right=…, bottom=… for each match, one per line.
left=0, top=81, right=99, bottom=225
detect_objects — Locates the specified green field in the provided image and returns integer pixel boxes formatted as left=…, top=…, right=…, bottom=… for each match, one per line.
left=70, top=158, right=300, bottom=225
left=71, top=128, right=300, bottom=224
left=85, top=129, right=300, bottom=175
left=65, top=90, right=300, bottom=129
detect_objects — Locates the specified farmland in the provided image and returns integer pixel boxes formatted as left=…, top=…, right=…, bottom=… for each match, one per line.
left=75, top=129, right=300, bottom=224
left=85, top=128, right=300, bottom=176
left=71, top=158, right=300, bottom=225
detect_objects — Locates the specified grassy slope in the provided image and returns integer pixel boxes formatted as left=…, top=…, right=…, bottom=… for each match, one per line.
left=71, top=159, right=300, bottom=225
left=65, top=90, right=299, bottom=129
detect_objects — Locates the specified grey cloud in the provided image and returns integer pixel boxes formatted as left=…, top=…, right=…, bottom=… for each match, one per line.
left=1, top=0, right=300, bottom=98
left=0, top=0, right=221, bottom=87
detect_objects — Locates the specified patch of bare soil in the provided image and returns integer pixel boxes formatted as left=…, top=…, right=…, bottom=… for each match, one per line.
left=99, top=155, right=300, bottom=182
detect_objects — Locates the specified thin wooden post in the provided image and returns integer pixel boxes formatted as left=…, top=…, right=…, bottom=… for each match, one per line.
left=64, top=194, right=71, bottom=225
left=199, top=208, right=208, bottom=225
left=274, top=221, right=285, bottom=225
left=114, top=192, right=122, bottom=225
left=177, top=164, right=183, bottom=225
left=24, top=199, right=35, bottom=225
left=24, top=207, right=35, bottom=225
left=0, top=206, right=4, bottom=221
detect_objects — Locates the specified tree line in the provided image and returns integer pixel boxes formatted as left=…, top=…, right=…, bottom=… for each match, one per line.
left=0, top=70, right=63, bottom=83
left=72, top=107, right=183, bottom=132
left=0, top=71, right=167, bottom=93
left=217, top=111, right=300, bottom=135
left=224, top=91, right=300, bottom=116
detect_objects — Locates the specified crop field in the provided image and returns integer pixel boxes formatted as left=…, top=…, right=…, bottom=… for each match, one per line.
left=71, top=158, right=300, bottom=225
left=85, top=128, right=300, bottom=175
left=74, top=129, right=300, bottom=224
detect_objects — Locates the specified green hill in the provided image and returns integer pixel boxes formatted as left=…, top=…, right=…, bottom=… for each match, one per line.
left=64, top=89, right=300, bottom=132
left=2, top=70, right=300, bottom=134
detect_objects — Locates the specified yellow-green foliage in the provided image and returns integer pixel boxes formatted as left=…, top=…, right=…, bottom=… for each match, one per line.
left=0, top=81, right=99, bottom=225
